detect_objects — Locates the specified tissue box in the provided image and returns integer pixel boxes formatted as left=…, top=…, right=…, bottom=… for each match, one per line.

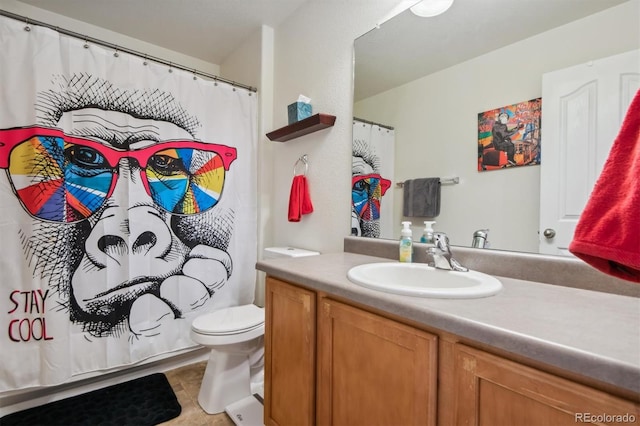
left=288, top=102, right=312, bottom=124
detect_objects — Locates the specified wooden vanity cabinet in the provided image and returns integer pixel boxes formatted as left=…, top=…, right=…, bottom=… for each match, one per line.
left=264, top=277, right=316, bottom=426
left=447, top=344, right=640, bottom=426
left=265, top=276, right=639, bottom=426
left=264, top=277, right=438, bottom=426
left=317, top=298, right=437, bottom=426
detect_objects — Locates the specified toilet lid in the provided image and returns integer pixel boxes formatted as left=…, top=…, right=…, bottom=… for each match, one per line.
left=192, top=304, right=265, bottom=335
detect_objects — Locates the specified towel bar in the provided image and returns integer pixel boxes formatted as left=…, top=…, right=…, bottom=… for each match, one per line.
left=396, top=177, right=459, bottom=188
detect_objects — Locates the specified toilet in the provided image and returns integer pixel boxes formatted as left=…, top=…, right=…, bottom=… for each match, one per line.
left=190, top=303, right=265, bottom=414
left=190, top=246, right=319, bottom=416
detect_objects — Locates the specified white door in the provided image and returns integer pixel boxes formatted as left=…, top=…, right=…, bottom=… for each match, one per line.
left=540, top=50, right=640, bottom=255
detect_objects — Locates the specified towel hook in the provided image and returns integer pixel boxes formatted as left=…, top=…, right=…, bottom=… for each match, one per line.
left=293, top=155, right=309, bottom=176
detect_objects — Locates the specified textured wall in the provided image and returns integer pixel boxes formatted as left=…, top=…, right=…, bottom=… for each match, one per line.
left=270, top=1, right=401, bottom=255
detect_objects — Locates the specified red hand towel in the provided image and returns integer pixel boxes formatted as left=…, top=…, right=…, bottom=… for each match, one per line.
left=288, top=175, right=302, bottom=222
left=300, top=175, right=314, bottom=215
left=288, top=175, right=314, bottom=222
left=568, top=89, right=640, bottom=282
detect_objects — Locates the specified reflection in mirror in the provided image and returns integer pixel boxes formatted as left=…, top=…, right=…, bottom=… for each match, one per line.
left=351, top=118, right=395, bottom=239
left=352, top=0, right=640, bottom=254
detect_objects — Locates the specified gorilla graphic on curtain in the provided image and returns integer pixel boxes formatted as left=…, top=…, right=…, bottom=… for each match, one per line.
left=0, top=16, right=257, bottom=390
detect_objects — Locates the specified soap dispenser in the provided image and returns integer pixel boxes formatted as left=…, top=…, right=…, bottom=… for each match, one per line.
left=399, top=221, right=413, bottom=263
left=420, top=221, right=436, bottom=243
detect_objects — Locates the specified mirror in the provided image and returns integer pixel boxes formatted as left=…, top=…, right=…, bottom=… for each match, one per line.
left=352, top=0, right=638, bottom=253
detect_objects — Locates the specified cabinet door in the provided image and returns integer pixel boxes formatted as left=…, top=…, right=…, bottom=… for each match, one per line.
left=264, top=277, right=316, bottom=426
left=317, top=298, right=437, bottom=426
left=452, top=344, right=640, bottom=426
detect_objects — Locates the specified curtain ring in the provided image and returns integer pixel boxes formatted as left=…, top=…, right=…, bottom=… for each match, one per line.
left=293, top=155, right=309, bottom=176
left=24, top=18, right=31, bottom=32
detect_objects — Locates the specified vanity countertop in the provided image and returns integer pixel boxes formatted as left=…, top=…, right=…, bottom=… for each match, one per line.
left=256, top=251, right=640, bottom=395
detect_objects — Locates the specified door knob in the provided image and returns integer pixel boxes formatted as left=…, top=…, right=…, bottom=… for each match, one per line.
left=543, top=228, right=556, bottom=239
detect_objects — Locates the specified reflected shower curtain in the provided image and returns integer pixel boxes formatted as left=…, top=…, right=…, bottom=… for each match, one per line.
left=0, top=16, right=257, bottom=390
left=352, top=120, right=395, bottom=238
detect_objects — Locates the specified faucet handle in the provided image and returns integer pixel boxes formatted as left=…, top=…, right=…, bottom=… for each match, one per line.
left=427, top=231, right=469, bottom=272
left=433, top=232, right=450, bottom=249
left=449, top=258, right=469, bottom=272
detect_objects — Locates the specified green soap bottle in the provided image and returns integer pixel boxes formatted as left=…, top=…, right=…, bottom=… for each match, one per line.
left=399, top=221, right=413, bottom=263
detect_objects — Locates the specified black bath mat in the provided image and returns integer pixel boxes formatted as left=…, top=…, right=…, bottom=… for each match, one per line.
left=0, top=373, right=181, bottom=426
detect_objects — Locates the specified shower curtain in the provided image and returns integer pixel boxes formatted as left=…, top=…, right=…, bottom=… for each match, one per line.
left=352, top=120, right=395, bottom=239
left=0, top=16, right=257, bottom=391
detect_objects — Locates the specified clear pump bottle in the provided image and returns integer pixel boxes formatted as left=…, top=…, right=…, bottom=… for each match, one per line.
left=420, top=221, right=436, bottom=243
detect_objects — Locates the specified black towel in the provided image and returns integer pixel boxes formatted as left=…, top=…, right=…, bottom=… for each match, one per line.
left=402, top=178, right=440, bottom=217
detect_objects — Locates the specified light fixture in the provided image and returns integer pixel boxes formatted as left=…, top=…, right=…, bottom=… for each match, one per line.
left=410, top=0, right=454, bottom=17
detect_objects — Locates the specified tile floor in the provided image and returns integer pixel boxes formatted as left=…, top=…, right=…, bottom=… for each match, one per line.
left=161, top=361, right=236, bottom=426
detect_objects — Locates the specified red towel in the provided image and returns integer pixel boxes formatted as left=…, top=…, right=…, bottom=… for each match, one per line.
left=568, top=89, right=640, bottom=282
left=288, top=175, right=314, bottom=222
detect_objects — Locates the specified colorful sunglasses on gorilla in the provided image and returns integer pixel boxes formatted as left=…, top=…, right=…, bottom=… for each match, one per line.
left=351, top=173, right=391, bottom=220
left=0, top=126, right=237, bottom=223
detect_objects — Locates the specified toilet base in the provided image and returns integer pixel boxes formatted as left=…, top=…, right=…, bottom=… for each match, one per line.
left=225, top=394, right=264, bottom=426
left=198, top=349, right=251, bottom=414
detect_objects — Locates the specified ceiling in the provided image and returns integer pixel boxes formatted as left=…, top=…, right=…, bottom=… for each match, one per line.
left=10, top=0, right=631, bottom=100
left=13, top=0, right=310, bottom=64
left=354, top=0, right=629, bottom=101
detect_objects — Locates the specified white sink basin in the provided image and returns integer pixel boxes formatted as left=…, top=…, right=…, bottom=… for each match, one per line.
left=347, top=262, right=502, bottom=299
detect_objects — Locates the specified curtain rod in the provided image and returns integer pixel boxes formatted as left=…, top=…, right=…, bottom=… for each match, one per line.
left=0, top=9, right=257, bottom=93
left=353, top=116, right=394, bottom=131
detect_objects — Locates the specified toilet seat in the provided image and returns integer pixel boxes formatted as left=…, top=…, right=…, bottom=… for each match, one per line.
left=192, top=304, right=264, bottom=336
left=195, top=322, right=263, bottom=336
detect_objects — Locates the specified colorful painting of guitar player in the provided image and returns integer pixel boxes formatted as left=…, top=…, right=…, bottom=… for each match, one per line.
left=478, top=98, right=541, bottom=171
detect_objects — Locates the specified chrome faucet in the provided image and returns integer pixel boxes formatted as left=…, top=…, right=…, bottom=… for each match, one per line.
left=472, top=229, right=489, bottom=248
left=426, top=232, right=468, bottom=272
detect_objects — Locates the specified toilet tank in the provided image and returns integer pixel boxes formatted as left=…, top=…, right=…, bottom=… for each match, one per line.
left=263, top=247, right=320, bottom=259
